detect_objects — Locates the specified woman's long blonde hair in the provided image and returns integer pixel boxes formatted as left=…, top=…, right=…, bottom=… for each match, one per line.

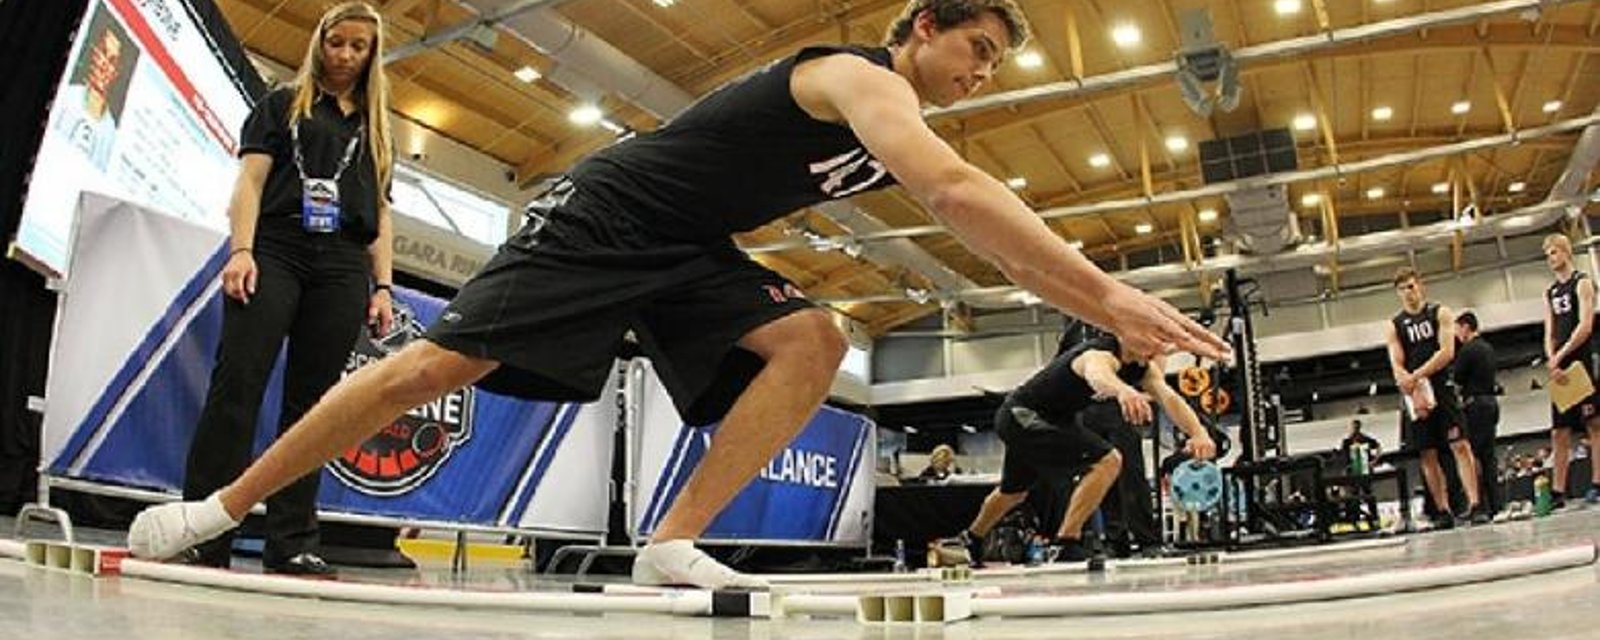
left=286, top=1, right=392, bottom=192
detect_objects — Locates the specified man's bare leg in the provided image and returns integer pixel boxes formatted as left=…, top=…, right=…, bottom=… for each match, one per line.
left=1420, top=449, right=1452, bottom=515
left=1057, top=452, right=1122, bottom=540
left=634, top=310, right=845, bottom=588
left=1589, top=420, right=1600, bottom=501
left=1552, top=428, right=1571, bottom=499
left=128, top=341, right=495, bottom=558
left=967, top=489, right=1028, bottom=538
left=650, top=310, right=846, bottom=540
left=1448, top=439, right=1480, bottom=511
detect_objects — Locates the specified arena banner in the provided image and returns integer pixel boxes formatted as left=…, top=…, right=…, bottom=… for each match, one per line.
left=41, top=193, right=611, bottom=535
left=627, top=360, right=874, bottom=546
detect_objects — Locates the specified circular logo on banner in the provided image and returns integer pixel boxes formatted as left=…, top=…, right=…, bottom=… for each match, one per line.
left=327, top=298, right=476, bottom=496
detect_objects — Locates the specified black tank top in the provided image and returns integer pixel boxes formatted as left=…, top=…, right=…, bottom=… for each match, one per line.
left=1548, top=271, right=1593, bottom=369
left=1393, top=303, right=1447, bottom=387
left=1012, top=335, right=1149, bottom=424
left=566, top=45, right=900, bottom=241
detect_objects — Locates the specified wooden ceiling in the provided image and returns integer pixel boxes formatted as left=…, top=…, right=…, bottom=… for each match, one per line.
left=216, top=0, right=1600, bottom=335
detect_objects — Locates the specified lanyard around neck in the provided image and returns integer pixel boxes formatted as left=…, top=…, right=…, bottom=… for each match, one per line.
left=291, top=114, right=363, bottom=183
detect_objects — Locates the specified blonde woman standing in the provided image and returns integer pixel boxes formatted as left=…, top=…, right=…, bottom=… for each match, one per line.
left=179, top=2, right=394, bottom=575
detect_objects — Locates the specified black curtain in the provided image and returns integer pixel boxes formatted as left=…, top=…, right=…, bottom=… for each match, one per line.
left=0, top=0, right=90, bottom=516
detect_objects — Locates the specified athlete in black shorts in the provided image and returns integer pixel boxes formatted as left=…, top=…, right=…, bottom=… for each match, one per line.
left=129, top=0, right=1228, bottom=588
left=1385, top=267, right=1479, bottom=528
left=952, top=335, right=1216, bottom=565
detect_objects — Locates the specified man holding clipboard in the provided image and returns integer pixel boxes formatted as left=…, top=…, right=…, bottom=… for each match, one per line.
left=1386, top=267, right=1481, bottom=528
left=1541, top=233, right=1600, bottom=507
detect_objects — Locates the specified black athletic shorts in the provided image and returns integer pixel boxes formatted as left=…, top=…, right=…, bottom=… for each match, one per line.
left=1550, top=392, right=1599, bottom=431
left=1401, top=391, right=1465, bottom=452
left=995, top=400, right=1115, bottom=494
left=425, top=184, right=815, bottom=425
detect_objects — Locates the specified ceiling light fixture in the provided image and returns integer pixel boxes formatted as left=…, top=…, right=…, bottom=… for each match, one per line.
left=1112, top=24, right=1142, bottom=48
left=568, top=105, right=604, bottom=126
left=513, top=66, right=541, bottom=83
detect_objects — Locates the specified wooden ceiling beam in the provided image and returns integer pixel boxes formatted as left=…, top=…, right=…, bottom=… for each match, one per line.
left=1065, top=0, right=1086, bottom=80
left=1478, top=46, right=1518, bottom=134
left=943, top=23, right=1600, bottom=142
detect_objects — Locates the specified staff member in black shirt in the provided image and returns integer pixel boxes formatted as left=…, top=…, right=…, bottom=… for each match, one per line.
left=175, top=1, right=394, bottom=575
left=1452, top=310, right=1499, bottom=519
left=131, top=0, right=1229, bottom=589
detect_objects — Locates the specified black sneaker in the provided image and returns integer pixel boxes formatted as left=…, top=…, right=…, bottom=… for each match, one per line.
left=175, top=547, right=229, bottom=569
left=264, top=552, right=336, bottom=577
left=1048, top=538, right=1091, bottom=563
left=960, top=530, right=986, bottom=569
left=1431, top=514, right=1455, bottom=531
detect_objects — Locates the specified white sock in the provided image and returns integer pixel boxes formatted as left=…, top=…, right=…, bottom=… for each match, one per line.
left=633, top=540, right=768, bottom=590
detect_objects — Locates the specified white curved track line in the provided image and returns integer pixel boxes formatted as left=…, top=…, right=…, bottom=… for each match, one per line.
left=1220, top=536, right=1409, bottom=563
left=971, top=544, right=1597, bottom=618
left=120, top=560, right=714, bottom=615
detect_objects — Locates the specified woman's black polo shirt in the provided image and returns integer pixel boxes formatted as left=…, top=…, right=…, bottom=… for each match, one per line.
left=238, top=86, right=383, bottom=244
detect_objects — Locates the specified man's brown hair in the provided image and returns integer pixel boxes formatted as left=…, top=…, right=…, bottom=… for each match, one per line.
left=884, top=0, right=1031, bottom=51
left=1393, top=266, right=1421, bottom=287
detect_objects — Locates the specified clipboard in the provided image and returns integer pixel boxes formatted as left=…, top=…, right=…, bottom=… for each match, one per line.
left=1549, top=361, right=1595, bottom=412
left=1403, top=377, right=1436, bottom=421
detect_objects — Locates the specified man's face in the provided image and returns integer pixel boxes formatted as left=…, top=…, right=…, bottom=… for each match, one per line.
left=86, top=30, right=122, bottom=99
left=1394, top=278, right=1423, bottom=308
left=1546, top=243, right=1571, bottom=272
left=908, top=10, right=1011, bottom=107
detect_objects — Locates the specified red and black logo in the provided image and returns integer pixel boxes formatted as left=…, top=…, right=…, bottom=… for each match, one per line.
left=328, top=299, right=475, bottom=496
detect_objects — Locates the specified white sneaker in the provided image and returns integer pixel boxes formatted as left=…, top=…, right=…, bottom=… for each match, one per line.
left=127, top=494, right=240, bottom=560
left=631, top=540, right=769, bottom=590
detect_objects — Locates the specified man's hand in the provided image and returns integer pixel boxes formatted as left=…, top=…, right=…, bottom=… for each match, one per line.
left=1185, top=435, right=1217, bottom=461
left=1396, top=372, right=1417, bottom=395
left=1102, top=284, right=1230, bottom=361
left=1115, top=386, right=1154, bottom=425
left=1549, top=359, right=1569, bottom=384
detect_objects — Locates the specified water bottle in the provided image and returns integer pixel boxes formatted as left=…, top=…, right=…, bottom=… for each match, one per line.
left=893, top=538, right=908, bottom=573
left=1534, top=474, right=1553, bottom=517
left=1026, top=535, right=1045, bottom=566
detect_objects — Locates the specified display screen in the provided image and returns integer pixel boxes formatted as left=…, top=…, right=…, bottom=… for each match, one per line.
left=11, top=0, right=254, bottom=277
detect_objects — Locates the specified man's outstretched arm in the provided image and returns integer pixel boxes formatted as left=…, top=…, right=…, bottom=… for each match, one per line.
left=792, top=54, right=1228, bottom=360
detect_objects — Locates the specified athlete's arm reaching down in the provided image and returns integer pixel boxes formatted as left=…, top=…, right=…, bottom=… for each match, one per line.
left=790, top=53, right=1229, bottom=361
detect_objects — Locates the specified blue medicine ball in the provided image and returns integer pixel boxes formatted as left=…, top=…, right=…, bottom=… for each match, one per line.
left=1171, top=460, right=1223, bottom=512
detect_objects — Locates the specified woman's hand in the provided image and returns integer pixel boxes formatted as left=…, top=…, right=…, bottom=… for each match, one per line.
left=221, top=251, right=257, bottom=303
left=368, top=288, right=394, bottom=336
